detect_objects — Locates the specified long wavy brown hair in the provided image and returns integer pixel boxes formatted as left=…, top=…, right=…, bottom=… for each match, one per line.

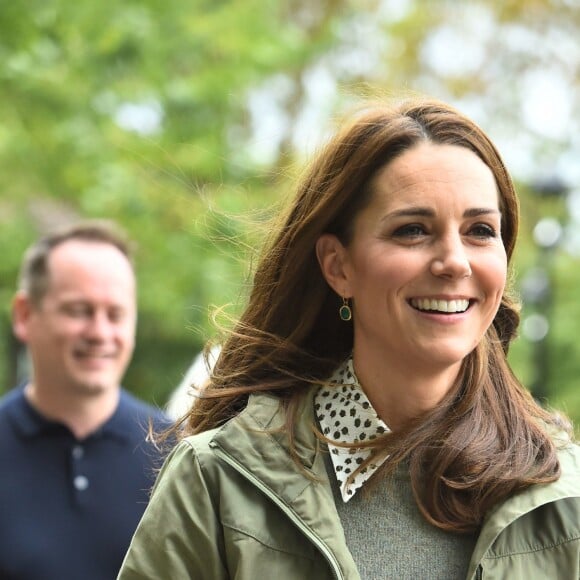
left=180, top=97, right=570, bottom=533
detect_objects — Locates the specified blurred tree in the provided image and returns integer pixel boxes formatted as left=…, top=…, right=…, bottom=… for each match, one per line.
left=1, top=0, right=579, bottom=424
left=0, top=0, right=345, bottom=401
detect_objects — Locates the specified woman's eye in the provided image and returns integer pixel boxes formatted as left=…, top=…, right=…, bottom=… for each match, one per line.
left=392, top=224, right=427, bottom=238
left=470, top=223, right=497, bottom=238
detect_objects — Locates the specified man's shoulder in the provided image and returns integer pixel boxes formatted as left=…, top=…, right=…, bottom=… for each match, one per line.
left=0, top=386, right=24, bottom=411
left=118, top=388, right=171, bottom=428
left=119, top=388, right=165, bottom=413
left=0, top=387, right=26, bottom=432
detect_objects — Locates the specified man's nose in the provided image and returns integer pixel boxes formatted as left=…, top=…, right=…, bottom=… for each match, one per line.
left=85, top=311, right=114, bottom=340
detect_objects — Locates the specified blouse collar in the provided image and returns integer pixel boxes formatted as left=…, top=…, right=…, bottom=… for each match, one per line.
left=314, top=356, right=390, bottom=502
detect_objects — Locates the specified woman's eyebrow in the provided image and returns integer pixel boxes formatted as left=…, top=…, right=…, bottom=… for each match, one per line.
left=463, top=207, right=501, bottom=218
left=384, top=207, right=435, bottom=219
left=384, top=207, right=501, bottom=220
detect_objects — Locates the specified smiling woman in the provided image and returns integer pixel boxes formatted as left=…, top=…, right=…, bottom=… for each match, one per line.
left=316, top=142, right=508, bottom=425
left=118, top=98, right=580, bottom=580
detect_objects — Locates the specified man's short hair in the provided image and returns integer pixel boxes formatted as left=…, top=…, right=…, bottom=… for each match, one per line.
left=18, top=220, right=135, bottom=306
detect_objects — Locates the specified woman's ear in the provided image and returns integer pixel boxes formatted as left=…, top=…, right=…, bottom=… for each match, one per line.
left=316, top=234, right=352, bottom=297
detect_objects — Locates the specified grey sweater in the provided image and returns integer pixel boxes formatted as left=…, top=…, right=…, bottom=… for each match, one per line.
left=328, top=457, right=478, bottom=579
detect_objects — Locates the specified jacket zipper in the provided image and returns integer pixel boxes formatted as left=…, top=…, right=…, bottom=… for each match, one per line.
left=211, top=444, right=344, bottom=580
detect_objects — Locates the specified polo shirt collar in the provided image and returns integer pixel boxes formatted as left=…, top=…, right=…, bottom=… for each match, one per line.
left=7, top=386, right=63, bottom=438
left=100, top=391, right=137, bottom=442
left=7, top=385, right=130, bottom=442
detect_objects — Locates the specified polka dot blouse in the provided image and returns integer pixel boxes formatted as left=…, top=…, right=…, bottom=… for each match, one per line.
left=314, top=356, right=390, bottom=502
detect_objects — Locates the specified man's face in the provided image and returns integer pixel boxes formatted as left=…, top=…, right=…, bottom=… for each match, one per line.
left=15, top=240, right=137, bottom=398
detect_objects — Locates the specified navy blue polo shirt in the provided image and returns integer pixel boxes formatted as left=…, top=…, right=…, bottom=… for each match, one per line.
left=0, top=386, right=170, bottom=580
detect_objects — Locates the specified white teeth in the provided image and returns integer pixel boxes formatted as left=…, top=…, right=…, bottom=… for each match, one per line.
left=411, top=298, right=469, bottom=313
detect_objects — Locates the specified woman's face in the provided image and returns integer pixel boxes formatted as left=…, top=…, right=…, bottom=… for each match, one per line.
left=321, top=142, right=507, bottom=373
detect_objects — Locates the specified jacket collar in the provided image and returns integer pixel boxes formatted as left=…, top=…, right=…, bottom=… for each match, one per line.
left=210, top=388, right=360, bottom=579
left=211, top=388, right=327, bottom=502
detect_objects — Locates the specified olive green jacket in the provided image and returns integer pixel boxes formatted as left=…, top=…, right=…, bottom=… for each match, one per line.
left=118, top=391, right=580, bottom=579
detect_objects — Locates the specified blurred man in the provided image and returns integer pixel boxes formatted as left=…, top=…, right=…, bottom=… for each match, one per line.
left=0, top=220, right=169, bottom=580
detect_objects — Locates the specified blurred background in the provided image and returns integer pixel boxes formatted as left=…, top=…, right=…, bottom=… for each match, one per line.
left=1, top=0, right=579, bottom=421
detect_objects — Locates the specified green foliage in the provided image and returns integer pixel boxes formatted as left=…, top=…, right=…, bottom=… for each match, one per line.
left=2, top=0, right=580, bottom=430
left=0, top=0, right=345, bottom=401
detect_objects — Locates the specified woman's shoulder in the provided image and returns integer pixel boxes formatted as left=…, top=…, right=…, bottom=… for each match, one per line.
left=479, top=441, right=580, bottom=535
left=156, top=431, right=221, bottom=483
left=181, top=427, right=221, bottom=454
left=511, top=440, right=580, bottom=508
left=471, top=442, right=580, bottom=576
left=556, top=438, right=580, bottom=473
left=550, top=440, right=580, bottom=497
left=169, top=392, right=289, bottom=465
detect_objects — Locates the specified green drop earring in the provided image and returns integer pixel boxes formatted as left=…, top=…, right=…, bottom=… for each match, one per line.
left=339, top=297, right=352, bottom=321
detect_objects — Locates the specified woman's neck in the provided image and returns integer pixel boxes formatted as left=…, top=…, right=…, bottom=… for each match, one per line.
left=351, top=346, right=461, bottom=431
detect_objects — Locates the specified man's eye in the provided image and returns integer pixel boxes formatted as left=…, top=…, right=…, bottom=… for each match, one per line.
left=393, top=224, right=427, bottom=238
left=108, top=310, right=125, bottom=323
left=65, top=307, right=86, bottom=316
left=470, top=224, right=497, bottom=238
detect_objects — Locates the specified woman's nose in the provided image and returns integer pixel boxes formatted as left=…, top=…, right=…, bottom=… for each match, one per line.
left=430, top=235, right=472, bottom=279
